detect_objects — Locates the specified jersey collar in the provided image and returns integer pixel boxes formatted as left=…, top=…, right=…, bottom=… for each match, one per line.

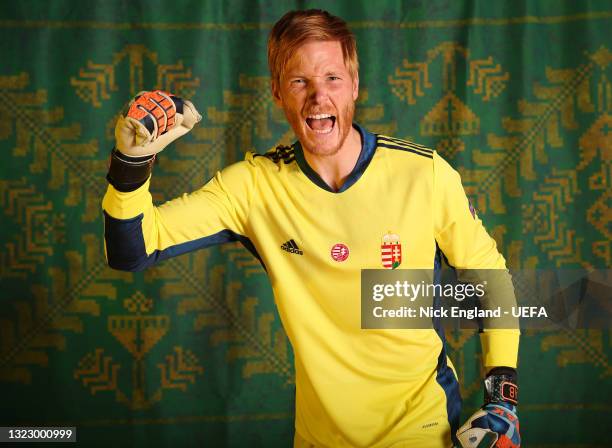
left=293, top=123, right=377, bottom=193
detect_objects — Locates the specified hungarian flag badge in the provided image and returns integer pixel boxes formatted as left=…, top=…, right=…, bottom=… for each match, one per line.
left=381, top=232, right=402, bottom=269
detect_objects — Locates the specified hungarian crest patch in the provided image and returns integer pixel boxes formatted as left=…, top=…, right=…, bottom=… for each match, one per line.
left=381, top=232, right=402, bottom=269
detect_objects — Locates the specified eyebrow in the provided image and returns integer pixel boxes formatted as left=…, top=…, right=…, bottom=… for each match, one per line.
left=286, top=71, right=341, bottom=78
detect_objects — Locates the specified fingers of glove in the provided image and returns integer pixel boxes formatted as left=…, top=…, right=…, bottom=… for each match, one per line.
left=132, top=100, right=200, bottom=156
left=493, top=434, right=519, bottom=448
left=115, top=115, right=155, bottom=156
left=456, top=410, right=493, bottom=448
left=457, top=406, right=520, bottom=448
left=484, top=405, right=518, bottom=428
left=457, top=410, right=488, bottom=433
left=180, top=99, right=202, bottom=129
left=116, top=91, right=201, bottom=157
left=126, top=90, right=177, bottom=138
left=456, top=427, right=498, bottom=448
left=483, top=406, right=520, bottom=447
left=151, top=122, right=192, bottom=154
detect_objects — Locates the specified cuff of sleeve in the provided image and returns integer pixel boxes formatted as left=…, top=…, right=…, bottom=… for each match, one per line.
left=102, top=178, right=152, bottom=219
left=107, top=148, right=155, bottom=192
left=480, top=329, right=520, bottom=369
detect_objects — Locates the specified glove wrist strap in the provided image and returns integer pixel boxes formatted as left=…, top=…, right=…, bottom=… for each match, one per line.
left=484, top=366, right=518, bottom=406
left=106, top=148, right=155, bottom=192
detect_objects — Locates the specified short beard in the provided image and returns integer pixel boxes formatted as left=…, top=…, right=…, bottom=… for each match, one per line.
left=303, top=101, right=355, bottom=158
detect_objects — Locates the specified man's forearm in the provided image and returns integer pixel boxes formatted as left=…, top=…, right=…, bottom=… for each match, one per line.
left=480, top=329, right=520, bottom=369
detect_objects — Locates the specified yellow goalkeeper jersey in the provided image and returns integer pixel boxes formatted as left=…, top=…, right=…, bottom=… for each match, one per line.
left=102, top=124, right=519, bottom=448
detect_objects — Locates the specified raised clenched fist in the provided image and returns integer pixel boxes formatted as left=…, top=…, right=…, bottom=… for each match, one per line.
left=114, top=90, right=202, bottom=158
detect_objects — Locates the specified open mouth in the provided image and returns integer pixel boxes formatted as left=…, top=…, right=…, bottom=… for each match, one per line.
left=305, top=114, right=336, bottom=134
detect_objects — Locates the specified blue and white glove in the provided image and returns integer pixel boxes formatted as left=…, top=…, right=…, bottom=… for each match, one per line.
left=456, top=367, right=520, bottom=448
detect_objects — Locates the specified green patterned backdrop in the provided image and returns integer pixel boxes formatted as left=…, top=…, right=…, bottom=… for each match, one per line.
left=0, top=1, right=610, bottom=446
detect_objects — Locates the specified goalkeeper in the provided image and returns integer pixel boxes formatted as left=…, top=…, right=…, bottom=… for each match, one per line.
left=102, top=9, right=520, bottom=448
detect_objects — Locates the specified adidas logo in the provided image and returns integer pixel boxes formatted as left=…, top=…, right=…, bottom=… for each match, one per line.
left=281, top=239, right=303, bottom=255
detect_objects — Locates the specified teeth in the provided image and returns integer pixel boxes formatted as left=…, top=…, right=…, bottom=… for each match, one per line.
left=307, top=114, right=333, bottom=119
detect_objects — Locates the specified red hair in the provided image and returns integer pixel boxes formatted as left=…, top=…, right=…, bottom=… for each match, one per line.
left=268, top=9, right=359, bottom=91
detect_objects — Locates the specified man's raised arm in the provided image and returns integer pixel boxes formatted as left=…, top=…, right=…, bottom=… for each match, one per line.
left=102, top=91, right=256, bottom=272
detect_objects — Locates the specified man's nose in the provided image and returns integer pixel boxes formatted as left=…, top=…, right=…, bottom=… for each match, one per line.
left=307, top=79, right=328, bottom=103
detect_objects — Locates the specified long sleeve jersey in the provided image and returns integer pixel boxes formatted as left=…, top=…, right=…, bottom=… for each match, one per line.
left=102, top=124, right=519, bottom=447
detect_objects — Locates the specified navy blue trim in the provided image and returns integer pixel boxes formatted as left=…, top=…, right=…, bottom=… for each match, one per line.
left=104, top=212, right=148, bottom=271
left=293, top=123, right=377, bottom=193
left=172, top=96, right=184, bottom=114
left=376, top=142, right=433, bottom=159
left=433, top=246, right=462, bottom=445
left=104, top=211, right=265, bottom=272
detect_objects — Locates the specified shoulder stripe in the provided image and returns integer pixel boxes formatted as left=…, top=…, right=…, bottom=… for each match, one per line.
left=378, top=134, right=431, bottom=148
left=255, top=144, right=296, bottom=164
left=377, top=135, right=433, bottom=154
left=377, top=142, right=433, bottom=159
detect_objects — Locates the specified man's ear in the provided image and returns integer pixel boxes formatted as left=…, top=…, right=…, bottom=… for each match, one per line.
left=352, top=72, right=359, bottom=101
left=271, top=80, right=283, bottom=108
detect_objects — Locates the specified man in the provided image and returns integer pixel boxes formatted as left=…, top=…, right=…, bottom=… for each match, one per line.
left=102, top=9, right=520, bottom=448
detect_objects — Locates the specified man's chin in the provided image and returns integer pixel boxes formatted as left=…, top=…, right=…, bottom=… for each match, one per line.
left=299, top=125, right=343, bottom=156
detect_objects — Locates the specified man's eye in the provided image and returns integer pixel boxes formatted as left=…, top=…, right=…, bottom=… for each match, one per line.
left=328, top=76, right=340, bottom=81
left=291, top=79, right=305, bottom=85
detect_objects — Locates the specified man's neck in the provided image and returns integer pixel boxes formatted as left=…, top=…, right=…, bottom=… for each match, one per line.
left=302, top=126, right=362, bottom=191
